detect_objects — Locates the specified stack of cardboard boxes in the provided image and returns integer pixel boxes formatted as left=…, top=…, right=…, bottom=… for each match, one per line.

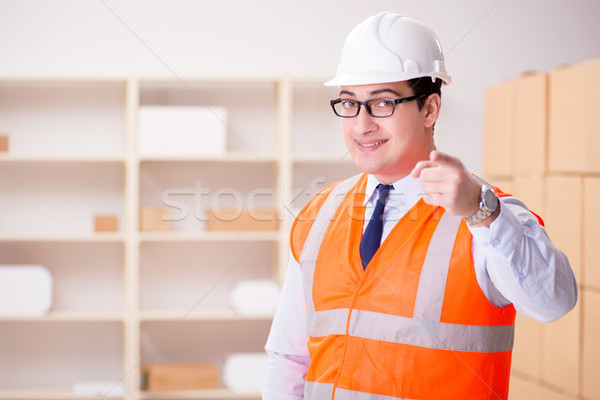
left=482, top=59, right=600, bottom=400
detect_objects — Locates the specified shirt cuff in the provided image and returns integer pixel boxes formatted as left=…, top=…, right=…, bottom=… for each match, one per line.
left=468, top=199, right=525, bottom=254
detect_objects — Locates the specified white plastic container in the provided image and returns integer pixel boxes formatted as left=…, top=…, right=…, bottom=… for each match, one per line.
left=223, top=353, right=269, bottom=391
left=138, top=105, right=227, bottom=157
left=229, top=279, right=280, bottom=315
left=0, top=265, right=52, bottom=316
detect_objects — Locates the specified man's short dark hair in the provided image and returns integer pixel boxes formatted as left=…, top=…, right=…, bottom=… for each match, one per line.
left=407, top=77, right=442, bottom=110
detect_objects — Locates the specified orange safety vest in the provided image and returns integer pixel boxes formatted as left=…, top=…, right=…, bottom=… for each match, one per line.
left=291, top=174, right=516, bottom=400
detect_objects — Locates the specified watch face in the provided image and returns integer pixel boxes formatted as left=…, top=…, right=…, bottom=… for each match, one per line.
left=482, top=188, right=498, bottom=211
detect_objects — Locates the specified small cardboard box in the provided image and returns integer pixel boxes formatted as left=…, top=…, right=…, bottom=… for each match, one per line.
left=548, top=59, right=600, bottom=173
left=482, top=81, right=514, bottom=179
left=140, top=363, right=219, bottom=391
left=138, top=106, right=227, bottom=157
left=206, top=208, right=278, bottom=231
left=514, top=72, right=547, bottom=174
left=94, top=215, right=118, bottom=232
left=0, top=135, right=8, bottom=152
left=139, top=206, right=173, bottom=232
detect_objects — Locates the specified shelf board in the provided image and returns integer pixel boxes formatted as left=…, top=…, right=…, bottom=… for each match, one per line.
left=140, top=388, right=260, bottom=399
left=139, top=231, right=280, bottom=242
left=0, top=234, right=126, bottom=243
left=0, top=311, right=124, bottom=322
left=292, top=155, right=354, bottom=163
left=0, top=388, right=122, bottom=399
left=139, top=76, right=277, bottom=84
left=139, top=153, right=277, bottom=163
left=0, top=155, right=125, bottom=164
left=140, top=310, right=273, bottom=322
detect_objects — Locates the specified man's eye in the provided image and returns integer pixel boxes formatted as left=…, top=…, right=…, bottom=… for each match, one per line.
left=341, top=100, right=358, bottom=109
left=374, top=100, right=394, bottom=108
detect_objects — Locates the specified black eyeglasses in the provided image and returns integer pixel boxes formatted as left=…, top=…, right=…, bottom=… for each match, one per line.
left=330, top=94, right=427, bottom=118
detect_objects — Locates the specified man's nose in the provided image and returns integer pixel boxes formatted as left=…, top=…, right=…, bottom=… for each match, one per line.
left=353, top=105, right=378, bottom=135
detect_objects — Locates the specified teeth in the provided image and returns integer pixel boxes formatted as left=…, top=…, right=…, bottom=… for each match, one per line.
left=361, top=140, right=387, bottom=147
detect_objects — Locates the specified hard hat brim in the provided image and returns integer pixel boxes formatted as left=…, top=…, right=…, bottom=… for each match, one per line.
left=324, top=72, right=452, bottom=87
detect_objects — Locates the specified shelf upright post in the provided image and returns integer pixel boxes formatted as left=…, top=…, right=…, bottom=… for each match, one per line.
left=124, top=77, right=141, bottom=400
left=276, top=78, right=293, bottom=284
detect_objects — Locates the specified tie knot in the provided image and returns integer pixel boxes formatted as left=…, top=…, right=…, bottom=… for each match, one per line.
left=376, top=184, right=394, bottom=204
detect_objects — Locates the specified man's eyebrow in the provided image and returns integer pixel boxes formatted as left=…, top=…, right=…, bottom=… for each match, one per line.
left=370, top=88, right=402, bottom=96
left=338, top=88, right=404, bottom=97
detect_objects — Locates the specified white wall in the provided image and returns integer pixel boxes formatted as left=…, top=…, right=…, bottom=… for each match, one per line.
left=1, top=0, right=599, bottom=172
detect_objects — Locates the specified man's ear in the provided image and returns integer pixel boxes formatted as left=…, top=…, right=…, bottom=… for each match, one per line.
left=423, top=93, right=441, bottom=129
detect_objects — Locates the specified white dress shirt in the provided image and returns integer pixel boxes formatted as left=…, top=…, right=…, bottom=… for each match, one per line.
left=263, top=174, right=577, bottom=400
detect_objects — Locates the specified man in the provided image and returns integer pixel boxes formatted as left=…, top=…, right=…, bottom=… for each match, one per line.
left=263, top=12, right=577, bottom=400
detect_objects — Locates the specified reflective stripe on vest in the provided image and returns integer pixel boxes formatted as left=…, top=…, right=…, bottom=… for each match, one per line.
left=307, top=308, right=514, bottom=353
left=300, top=174, right=362, bottom=312
left=305, top=382, right=414, bottom=400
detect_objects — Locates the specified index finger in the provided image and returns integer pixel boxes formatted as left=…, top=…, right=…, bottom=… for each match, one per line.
left=410, top=159, right=438, bottom=178
left=429, top=150, right=462, bottom=168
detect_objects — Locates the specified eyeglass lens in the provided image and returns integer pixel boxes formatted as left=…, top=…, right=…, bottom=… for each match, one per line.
left=333, top=99, right=397, bottom=118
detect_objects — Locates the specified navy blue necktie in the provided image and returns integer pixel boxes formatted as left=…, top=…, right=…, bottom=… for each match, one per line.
left=360, top=184, right=393, bottom=269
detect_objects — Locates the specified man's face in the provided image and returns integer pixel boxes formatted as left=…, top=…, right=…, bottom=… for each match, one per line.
left=339, top=81, right=435, bottom=183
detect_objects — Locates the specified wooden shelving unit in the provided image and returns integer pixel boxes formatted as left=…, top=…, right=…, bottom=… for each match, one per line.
left=0, top=76, right=358, bottom=399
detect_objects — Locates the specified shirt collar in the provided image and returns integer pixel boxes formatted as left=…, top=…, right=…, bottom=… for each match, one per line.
left=363, top=174, right=422, bottom=206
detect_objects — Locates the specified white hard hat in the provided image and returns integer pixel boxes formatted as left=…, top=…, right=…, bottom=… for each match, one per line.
left=324, top=12, right=451, bottom=86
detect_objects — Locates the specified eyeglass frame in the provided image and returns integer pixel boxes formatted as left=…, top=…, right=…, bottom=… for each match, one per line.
left=330, top=94, right=428, bottom=118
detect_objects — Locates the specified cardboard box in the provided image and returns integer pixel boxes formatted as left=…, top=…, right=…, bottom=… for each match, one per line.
left=140, top=363, right=219, bottom=391
left=94, top=215, right=118, bottom=232
left=486, top=178, right=513, bottom=195
left=508, top=374, right=543, bottom=400
left=544, top=176, right=582, bottom=281
left=206, top=208, right=278, bottom=231
left=482, top=81, right=514, bottom=179
left=542, top=300, right=581, bottom=395
left=514, top=72, right=547, bottom=174
left=548, top=59, right=600, bottom=173
left=538, top=387, right=579, bottom=400
left=582, top=290, right=600, bottom=399
left=583, top=177, right=600, bottom=289
left=513, top=176, right=545, bottom=217
left=138, top=106, right=227, bottom=157
left=511, top=313, right=544, bottom=380
left=0, top=135, right=8, bottom=152
left=139, top=206, right=173, bottom=232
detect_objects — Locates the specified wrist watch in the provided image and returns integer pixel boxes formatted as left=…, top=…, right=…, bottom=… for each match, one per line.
left=465, top=185, right=499, bottom=226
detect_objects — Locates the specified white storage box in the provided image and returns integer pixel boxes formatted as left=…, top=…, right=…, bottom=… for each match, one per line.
left=223, top=353, right=269, bottom=391
left=138, top=105, right=227, bottom=156
left=0, top=265, right=52, bottom=316
left=73, top=382, right=125, bottom=397
left=229, top=279, right=280, bottom=315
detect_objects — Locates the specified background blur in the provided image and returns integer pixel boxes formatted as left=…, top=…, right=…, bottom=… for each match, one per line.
left=0, top=1, right=599, bottom=400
